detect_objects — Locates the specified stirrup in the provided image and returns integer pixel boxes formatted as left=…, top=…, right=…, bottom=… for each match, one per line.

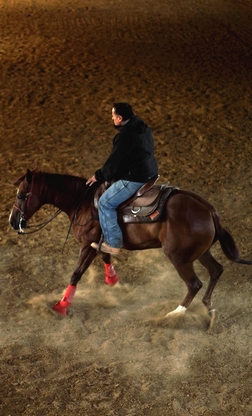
left=97, top=233, right=104, bottom=253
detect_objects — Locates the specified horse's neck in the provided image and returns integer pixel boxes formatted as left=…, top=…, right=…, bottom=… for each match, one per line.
left=41, top=173, right=89, bottom=217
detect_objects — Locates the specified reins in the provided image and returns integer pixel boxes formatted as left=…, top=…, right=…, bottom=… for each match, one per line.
left=61, top=190, right=94, bottom=253
left=17, top=209, right=62, bottom=235
left=17, top=208, right=71, bottom=254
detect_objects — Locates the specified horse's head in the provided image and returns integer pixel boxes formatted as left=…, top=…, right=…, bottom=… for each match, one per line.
left=9, top=168, right=43, bottom=233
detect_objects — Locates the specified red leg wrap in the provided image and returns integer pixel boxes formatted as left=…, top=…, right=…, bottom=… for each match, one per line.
left=104, top=263, right=119, bottom=285
left=53, top=285, right=77, bottom=315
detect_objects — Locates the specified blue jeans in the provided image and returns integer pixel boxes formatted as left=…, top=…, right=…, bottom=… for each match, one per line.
left=98, top=179, right=145, bottom=248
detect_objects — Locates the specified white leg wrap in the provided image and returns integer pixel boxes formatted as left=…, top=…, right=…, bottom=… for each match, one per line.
left=166, top=305, right=187, bottom=317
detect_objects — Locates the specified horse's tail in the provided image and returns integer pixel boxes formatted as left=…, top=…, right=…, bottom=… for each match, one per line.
left=178, top=189, right=252, bottom=265
left=212, top=211, right=252, bottom=265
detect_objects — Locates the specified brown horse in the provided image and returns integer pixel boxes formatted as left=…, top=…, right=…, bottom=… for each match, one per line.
left=9, top=168, right=252, bottom=319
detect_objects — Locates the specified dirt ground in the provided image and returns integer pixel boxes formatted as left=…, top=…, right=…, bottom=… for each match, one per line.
left=1, top=0, right=252, bottom=415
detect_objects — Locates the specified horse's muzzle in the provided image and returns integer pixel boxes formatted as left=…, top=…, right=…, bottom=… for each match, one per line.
left=9, top=214, right=27, bottom=231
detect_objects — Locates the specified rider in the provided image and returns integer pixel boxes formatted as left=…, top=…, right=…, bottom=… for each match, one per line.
left=86, top=102, right=158, bottom=255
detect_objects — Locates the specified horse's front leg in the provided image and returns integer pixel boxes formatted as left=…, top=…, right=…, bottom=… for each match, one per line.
left=53, top=245, right=97, bottom=315
left=102, top=253, right=119, bottom=285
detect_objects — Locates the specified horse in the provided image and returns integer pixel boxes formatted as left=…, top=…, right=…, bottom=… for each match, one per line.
left=9, top=168, right=252, bottom=321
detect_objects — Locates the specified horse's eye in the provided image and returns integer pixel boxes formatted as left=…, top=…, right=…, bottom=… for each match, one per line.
left=18, top=194, right=25, bottom=200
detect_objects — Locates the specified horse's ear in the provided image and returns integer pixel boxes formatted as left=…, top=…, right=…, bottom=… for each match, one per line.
left=13, top=168, right=36, bottom=186
left=31, top=165, right=39, bottom=173
left=26, top=169, right=33, bottom=183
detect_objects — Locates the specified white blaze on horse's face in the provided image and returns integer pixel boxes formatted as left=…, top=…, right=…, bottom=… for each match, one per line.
left=8, top=189, right=19, bottom=223
left=8, top=189, right=19, bottom=226
left=9, top=177, right=33, bottom=231
left=8, top=209, right=14, bottom=226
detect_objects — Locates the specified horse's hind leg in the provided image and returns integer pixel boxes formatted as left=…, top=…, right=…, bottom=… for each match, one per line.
left=198, top=249, right=223, bottom=314
left=166, top=261, right=203, bottom=316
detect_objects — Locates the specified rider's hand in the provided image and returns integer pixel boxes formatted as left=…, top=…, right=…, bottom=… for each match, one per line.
left=86, top=175, right=97, bottom=186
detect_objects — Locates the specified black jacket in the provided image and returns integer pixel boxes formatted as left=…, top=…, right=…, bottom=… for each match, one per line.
left=95, top=116, right=158, bottom=183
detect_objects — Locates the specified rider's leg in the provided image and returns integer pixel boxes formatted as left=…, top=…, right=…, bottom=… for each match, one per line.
left=98, top=179, right=144, bottom=248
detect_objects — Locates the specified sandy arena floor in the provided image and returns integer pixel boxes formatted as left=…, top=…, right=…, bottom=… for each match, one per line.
left=0, top=1, right=252, bottom=415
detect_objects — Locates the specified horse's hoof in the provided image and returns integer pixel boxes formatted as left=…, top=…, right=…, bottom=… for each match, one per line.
left=208, top=309, right=216, bottom=329
left=105, top=275, right=119, bottom=285
left=53, top=302, right=67, bottom=315
left=209, top=308, right=216, bottom=316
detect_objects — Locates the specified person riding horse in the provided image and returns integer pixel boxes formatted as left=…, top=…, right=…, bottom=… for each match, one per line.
left=86, top=102, right=158, bottom=256
left=10, top=167, right=252, bottom=317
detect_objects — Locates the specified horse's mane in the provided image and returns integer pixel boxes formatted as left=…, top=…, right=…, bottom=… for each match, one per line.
left=42, top=172, right=87, bottom=193
left=38, top=171, right=97, bottom=206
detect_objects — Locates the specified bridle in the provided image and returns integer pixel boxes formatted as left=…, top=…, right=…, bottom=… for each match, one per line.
left=12, top=175, right=93, bottom=252
left=13, top=177, right=62, bottom=234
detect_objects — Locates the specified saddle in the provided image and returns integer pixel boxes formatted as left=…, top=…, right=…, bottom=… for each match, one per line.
left=92, top=176, right=179, bottom=224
